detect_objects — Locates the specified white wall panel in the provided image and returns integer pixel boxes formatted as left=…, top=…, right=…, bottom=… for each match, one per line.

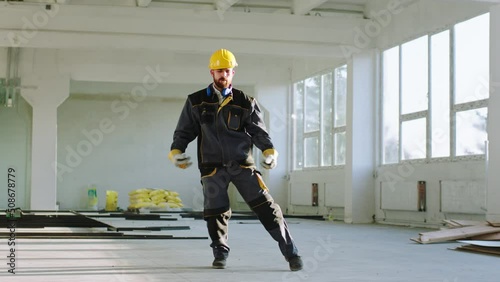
left=440, top=180, right=486, bottom=214
left=324, top=181, right=345, bottom=207
left=289, top=182, right=314, bottom=206
left=380, top=181, right=419, bottom=211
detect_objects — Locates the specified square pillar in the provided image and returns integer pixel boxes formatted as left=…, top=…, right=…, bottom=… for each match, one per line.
left=487, top=6, right=500, bottom=222
left=344, top=49, right=377, bottom=223
left=21, top=73, right=69, bottom=210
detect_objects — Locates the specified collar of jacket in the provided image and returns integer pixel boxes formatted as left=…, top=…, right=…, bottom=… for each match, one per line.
left=206, top=83, right=232, bottom=98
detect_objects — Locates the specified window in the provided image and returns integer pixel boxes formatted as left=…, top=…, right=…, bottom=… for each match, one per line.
left=381, top=13, right=489, bottom=164
left=292, top=65, right=347, bottom=170
left=453, top=13, right=489, bottom=156
left=430, top=30, right=450, bottom=158
left=382, top=46, right=400, bottom=164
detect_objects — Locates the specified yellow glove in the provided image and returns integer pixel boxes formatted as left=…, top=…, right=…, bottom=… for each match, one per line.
left=261, top=149, right=278, bottom=169
left=168, top=149, right=192, bottom=169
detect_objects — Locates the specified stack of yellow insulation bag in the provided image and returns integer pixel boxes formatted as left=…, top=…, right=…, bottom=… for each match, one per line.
left=128, top=188, right=184, bottom=210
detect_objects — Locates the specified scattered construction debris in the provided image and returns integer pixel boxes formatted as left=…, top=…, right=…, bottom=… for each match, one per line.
left=411, top=219, right=500, bottom=256
left=0, top=210, right=206, bottom=240
left=455, top=240, right=500, bottom=256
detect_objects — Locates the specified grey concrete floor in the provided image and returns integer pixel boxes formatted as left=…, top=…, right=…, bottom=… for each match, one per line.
left=1, top=216, right=498, bottom=282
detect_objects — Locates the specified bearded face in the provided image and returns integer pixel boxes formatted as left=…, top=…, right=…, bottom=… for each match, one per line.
left=210, top=68, right=235, bottom=90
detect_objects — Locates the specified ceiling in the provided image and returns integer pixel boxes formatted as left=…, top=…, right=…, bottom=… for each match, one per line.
left=15, top=0, right=369, bottom=17
left=12, top=0, right=500, bottom=19
left=1, top=0, right=497, bottom=59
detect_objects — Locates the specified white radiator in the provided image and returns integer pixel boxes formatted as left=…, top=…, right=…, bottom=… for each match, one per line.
left=289, top=182, right=316, bottom=206
left=440, top=180, right=486, bottom=214
left=324, top=182, right=345, bottom=207
left=380, top=181, right=423, bottom=211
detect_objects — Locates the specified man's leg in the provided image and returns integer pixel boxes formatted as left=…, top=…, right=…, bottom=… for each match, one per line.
left=232, top=167, right=302, bottom=271
left=251, top=200, right=299, bottom=258
left=205, top=210, right=231, bottom=268
left=201, top=168, right=232, bottom=269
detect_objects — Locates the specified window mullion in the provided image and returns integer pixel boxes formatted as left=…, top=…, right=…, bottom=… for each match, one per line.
left=453, top=99, right=488, bottom=111
left=319, top=74, right=324, bottom=167
left=427, top=35, right=432, bottom=160
left=302, top=81, right=306, bottom=167
left=450, top=27, right=456, bottom=158
left=398, top=44, right=403, bottom=162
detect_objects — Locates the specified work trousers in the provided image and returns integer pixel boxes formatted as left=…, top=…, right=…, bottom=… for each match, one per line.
left=201, top=162, right=298, bottom=260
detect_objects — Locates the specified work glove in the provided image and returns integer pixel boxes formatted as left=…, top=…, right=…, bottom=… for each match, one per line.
left=168, top=150, right=192, bottom=169
left=261, top=149, right=278, bottom=169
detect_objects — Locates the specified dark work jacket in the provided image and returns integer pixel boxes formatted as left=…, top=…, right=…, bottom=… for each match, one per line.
left=170, top=84, right=274, bottom=176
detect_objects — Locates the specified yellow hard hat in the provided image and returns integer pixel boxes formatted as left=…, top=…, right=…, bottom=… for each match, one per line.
left=209, top=49, right=238, bottom=69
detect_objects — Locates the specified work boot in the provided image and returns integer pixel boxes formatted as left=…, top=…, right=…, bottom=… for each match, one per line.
left=212, top=257, right=226, bottom=269
left=287, top=256, right=303, bottom=271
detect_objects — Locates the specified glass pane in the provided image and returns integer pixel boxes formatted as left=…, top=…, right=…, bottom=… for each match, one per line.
left=305, top=137, right=319, bottom=167
left=322, top=72, right=333, bottom=166
left=382, top=46, right=400, bottom=164
left=293, top=81, right=304, bottom=169
left=454, top=13, right=489, bottom=104
left=305, top=76, right=320, bottom=132
left=335, top=65, right=347, bottom=127
left=335, top=132, right=346, bottom=165
left=401, top=35, right=428, bottom=114
left=456, top=108, right=488, bottom=156
left=431, top=30, right=450, bottom=158
left=402, top=118, right=426, bottom=160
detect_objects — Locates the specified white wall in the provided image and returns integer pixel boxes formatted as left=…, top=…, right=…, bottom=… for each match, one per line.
left=0, top=47, right=6, bottom=78
left=290, top=57, right=345, bottom=82
left=57, top=81, right=257, bottom=210
left=56, top=93, right=186, bottom=210
left=373, top=1, right=491, bottom=50
left=255, top=83, right=289, bottom=206
left=376, top=160, right=487, bottom=226
left=288, top=169, right=345, bottom=218
left=0, top=97, right=32, bottom=209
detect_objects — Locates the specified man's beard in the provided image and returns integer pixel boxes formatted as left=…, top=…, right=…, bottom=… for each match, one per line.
left=214, top=78, right=229, bottom=90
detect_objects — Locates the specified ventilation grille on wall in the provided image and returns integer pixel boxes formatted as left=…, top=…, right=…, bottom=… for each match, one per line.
left=440, top=180, right=486, bottom=214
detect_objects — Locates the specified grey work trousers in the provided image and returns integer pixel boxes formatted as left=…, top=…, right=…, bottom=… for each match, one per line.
left=201, top=163, right=299, bottom=260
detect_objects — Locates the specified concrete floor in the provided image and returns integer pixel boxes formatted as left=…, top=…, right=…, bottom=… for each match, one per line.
left=1, top=216, right=498, bottom=282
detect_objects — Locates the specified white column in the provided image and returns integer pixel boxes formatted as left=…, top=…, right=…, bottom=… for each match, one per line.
left=344, top=49, right=377, bottom=224
left=487, top=6, right=500, bottom=222
left=21, top=73, right=69, bottom=210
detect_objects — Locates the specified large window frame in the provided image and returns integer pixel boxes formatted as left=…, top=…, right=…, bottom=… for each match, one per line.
left=381, top=13, right=489, bottom=165
left=292, top=65, right=347, bottom=171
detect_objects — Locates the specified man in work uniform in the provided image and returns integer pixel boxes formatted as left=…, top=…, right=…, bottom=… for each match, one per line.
left=168, top=49, right=303, bottom=271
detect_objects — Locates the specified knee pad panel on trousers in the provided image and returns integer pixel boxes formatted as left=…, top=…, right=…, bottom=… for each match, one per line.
left=204, top=205, right=231, bottom=218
